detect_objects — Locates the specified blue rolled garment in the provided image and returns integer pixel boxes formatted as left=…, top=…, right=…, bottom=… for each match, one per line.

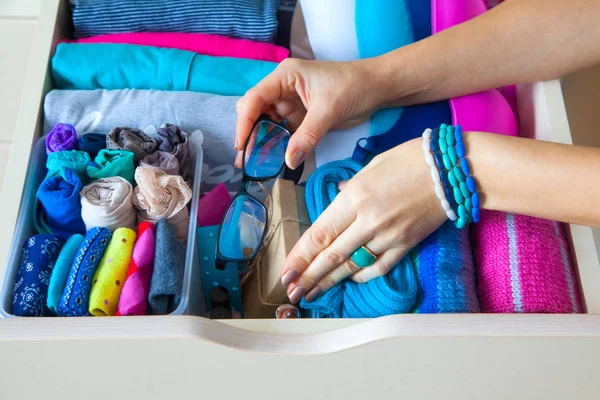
left=35, top=167, right=87, bottom=239
left=299, top=160, right=419, bottom=318
left=12, top=234, right=65, bottom=316
left=51, top=43, right=277, bottom=96
left=71, top=0, right=279, bottom=42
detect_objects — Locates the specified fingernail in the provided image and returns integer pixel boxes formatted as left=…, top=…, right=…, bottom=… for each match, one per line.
left=338, top=180, right=348, bottom=191
left=234, top=138, right=239, bottom=150
left=287, top=150, right=305, bottom=170
left=289, top=286, right=307, bottom=304
left=305, top=287, right=322, bottom=302
left=281, top=269, right=299, bottom=286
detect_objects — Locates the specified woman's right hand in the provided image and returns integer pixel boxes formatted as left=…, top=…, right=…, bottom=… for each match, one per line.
left=235, top=58, right=384, bottom=169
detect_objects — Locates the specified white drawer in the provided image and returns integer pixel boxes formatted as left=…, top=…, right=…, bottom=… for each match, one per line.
left=1, top=0, right=600, bottom=398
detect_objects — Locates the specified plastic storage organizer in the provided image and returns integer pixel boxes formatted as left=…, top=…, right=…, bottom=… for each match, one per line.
left=0, top=135, right=205, bottom=317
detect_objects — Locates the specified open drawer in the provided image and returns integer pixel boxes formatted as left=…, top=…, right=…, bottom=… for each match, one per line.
left=1, top=0, right=600, bottom=355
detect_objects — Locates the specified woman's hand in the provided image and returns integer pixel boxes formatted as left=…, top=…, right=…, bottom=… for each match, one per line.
left=235, top=58, right=385, bottom=169
left=280, top=138, right=447, bottom=303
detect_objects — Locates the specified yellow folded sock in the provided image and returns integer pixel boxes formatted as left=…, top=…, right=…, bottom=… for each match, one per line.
left=89, top=227, right=137, bottom=316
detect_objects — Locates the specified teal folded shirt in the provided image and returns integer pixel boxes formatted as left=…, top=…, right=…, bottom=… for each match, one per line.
left=46, top=234, right=84, bottom=315
left=52, top=43, right=278, bottom=96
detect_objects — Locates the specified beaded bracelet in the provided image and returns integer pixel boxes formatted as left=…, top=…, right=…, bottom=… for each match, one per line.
left=421, top=129, right=458, bottom=222
left=422, top=125, right=480, bottom=228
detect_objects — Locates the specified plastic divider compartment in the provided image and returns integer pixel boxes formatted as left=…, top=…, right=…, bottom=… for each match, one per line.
left=0, top=135, right=204, bottom=317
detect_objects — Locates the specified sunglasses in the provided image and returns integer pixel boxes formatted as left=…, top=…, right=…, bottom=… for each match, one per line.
left=215, top=114, right=290, bottom=269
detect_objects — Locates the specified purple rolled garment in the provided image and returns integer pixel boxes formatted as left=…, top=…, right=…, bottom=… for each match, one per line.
left=46, top=123, right=79, bottom=155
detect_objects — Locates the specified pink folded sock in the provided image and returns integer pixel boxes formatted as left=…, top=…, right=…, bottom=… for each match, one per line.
left=473, top=211, right=581, bottom=313
left=116, top=221, right=156, bottom=316
left=197, top=183, right=232, bottom=227
left=66, top=32, right=289, bottom=63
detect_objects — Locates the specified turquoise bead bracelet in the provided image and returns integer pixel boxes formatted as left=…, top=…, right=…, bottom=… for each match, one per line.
left=431, top=124, right=481, bottom=227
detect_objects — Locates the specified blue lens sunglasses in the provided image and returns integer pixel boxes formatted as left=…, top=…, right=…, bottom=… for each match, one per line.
left=215, top=114, right=290, bottom=269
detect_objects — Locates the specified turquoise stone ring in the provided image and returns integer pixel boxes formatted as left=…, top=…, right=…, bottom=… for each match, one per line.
left=350, top=246, right=377, bottom=268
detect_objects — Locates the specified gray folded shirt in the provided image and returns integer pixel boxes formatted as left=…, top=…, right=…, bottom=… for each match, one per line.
left=44, top=89, right=241, bottom=192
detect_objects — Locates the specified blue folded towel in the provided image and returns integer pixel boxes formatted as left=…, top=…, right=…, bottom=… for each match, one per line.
left=299, top=160, right=419, bottom=318
left=12, top=234, right=65, bottom=316
left=52, top=43, right=277, bottom=96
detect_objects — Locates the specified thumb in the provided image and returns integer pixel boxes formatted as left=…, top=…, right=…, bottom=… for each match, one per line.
left=285, top=106, right=336, bottom=170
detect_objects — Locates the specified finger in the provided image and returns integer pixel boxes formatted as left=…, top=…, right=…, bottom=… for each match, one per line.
left=280, top=193, right=355, bottom=286
left=285, top=104, right=338, bottom=169
left=301, top=259, right=361, bottom=303
left=235, top=69, right=284, bottom=150
left=286, top=221, right=375, bottom=301
left=234, top=151, right=243, bottom=169
left=350, top=248, right=406, bottom=283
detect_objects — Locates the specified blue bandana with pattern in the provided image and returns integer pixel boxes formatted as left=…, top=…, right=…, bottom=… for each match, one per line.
left=12, top=234, right=65, bottom=316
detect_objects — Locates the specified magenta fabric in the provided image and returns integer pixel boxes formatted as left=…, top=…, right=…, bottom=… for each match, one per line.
left=197, top=183, right=232, bottom=227
left=66, top=32, right=289, bottom=63
left=432, top=0, right=518, bottom=136
left=473, top=211, right=581, bottom=313
left=117, top=222, right=155, bottom=316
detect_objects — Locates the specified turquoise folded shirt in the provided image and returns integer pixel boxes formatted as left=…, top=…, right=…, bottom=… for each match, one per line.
left=51, top=43, right=277, bottom=96
left=47, top=234, right=85, bottom=315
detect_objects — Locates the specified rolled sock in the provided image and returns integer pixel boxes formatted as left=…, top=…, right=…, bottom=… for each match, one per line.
left=86, top=149, right=135, bottom=184
left=197, top=183, right=231, bottom=227
left=80, top=176, right=137, bottom=232
left=89, top=227, right=137, bottom=316
left=149, top=220, right=185, bottom=315
left=106, top=127, right=158, bottom=161
left=35, top=167, right=87, bottom=239
left=140, top=151, right=179, bottom=175
left=156, top=124, right=190, bottom=179
left=78, top=133, right=107, bottom=158
left=117, top=222, right=155, bottom=316
left=12, top=234, right=65, bottom=317
left=46, top=123, right=78, bottom=155
left=46, top=150, right=91, bottom=183
left=133, top=167, right=192, bottom=243
left=58, top=227, right=112, bottom=317
left=47, top=234, right=84, bottom=315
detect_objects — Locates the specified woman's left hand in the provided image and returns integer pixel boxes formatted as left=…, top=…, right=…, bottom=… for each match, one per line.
left=281, top=138, right=448, bottom=304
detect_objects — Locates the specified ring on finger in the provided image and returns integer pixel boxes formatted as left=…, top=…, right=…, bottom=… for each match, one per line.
left=350, top=245, right=378, bottom=268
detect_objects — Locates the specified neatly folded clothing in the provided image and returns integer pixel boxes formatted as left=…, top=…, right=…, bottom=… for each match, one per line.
left=46, top=123, right=78, bottom=154
left=117, top=222, right=155, bottom=316
left=43, top=89, right=239, bottom=191
left=51, top=43, right=277, bottom=96
left=71, top=0, right=279, bottom=42
left=12, top=234, right=65, bottom=316
left=156, top=124, right=190, bottom=180
left=140, top=151, right=179, bottom=175
left=106, top=127, right=158, bottom=162
left=78, top=133, right=106, bottom=158
left=474, top=211, right=581, bottom=313
left=409, top=221, right=480, bottom=313
left=35, top=167, right=87, bottom=239
left=86, top=149, right=135, bottom=184
left=58, top=227, right=112, bottom=317
left=80, top=177, right=137, bottom=232
left=149, top=219, right=186, bottom=315
left=46, top=150, right=91, bottom=183
left=47, top=234, right=84, bottom=315
left=299, top=160, right=419, bottom=318
left=89, top=227, right=137, bottom=316
left=133, top=167, right=192, bottom=242
left=68, top=32, right=289, bottom=62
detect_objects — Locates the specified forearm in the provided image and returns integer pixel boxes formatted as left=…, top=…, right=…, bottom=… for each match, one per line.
left=465, top=132, right=600, bottom=227
left=369, top=0, right=600, bottom=107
